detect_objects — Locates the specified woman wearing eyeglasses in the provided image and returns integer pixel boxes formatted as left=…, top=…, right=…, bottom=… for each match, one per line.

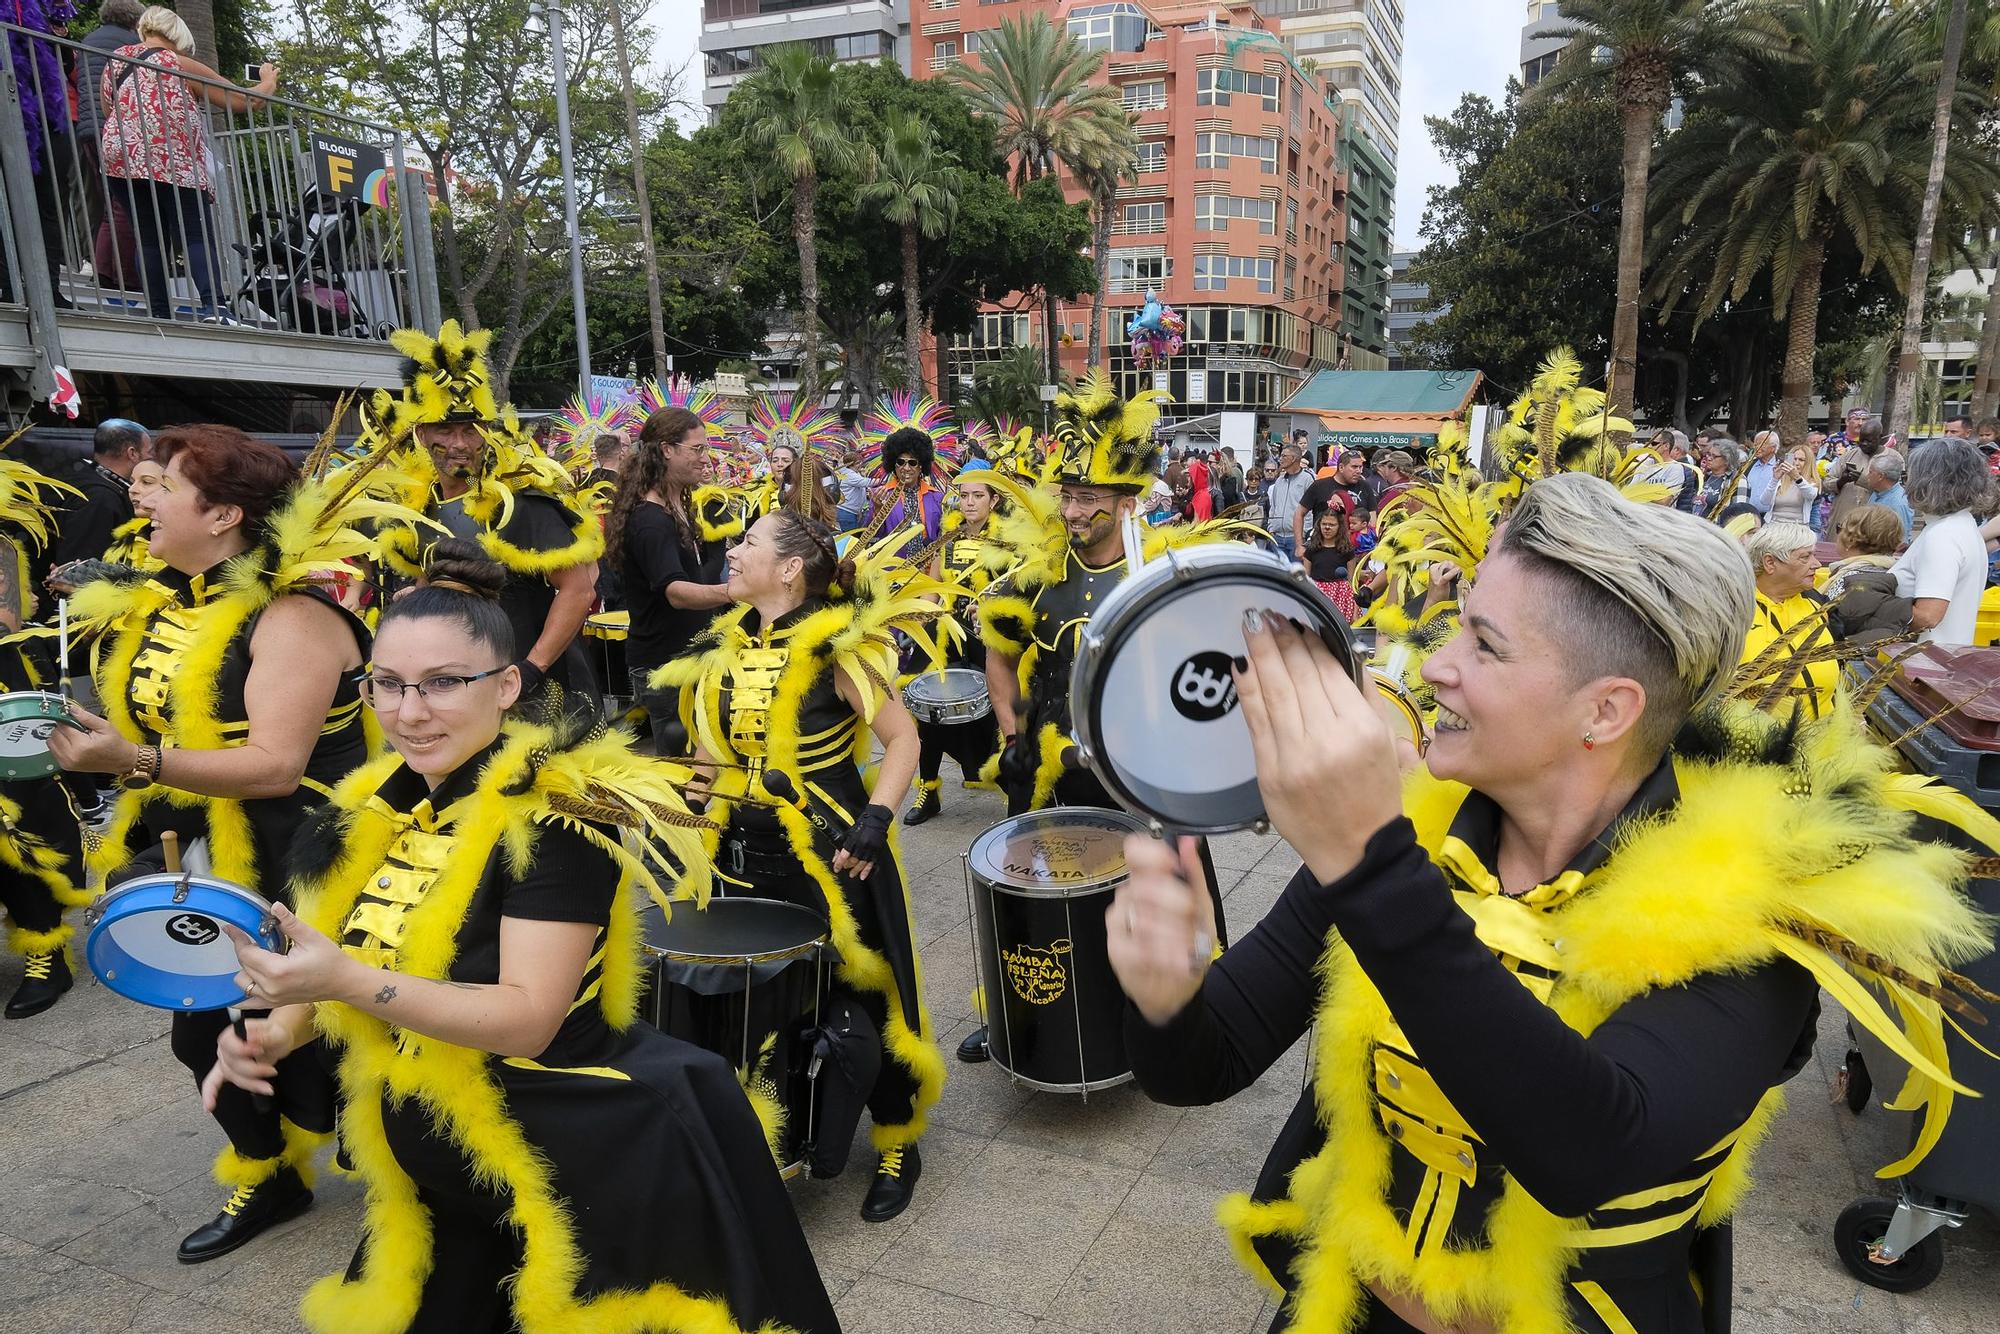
left=202, top=540, right=836, bottom=1334
left=48, top=425, right=375, bottom=1263
left=653, top=507, right=945, bottom=1225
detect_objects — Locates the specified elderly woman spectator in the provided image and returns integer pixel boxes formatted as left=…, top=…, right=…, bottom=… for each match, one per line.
left=1766, top=444, right=1819, bottom=525
left=1891, top=438, right=1991, bottom=646
left=1824, top=506, right=1911, bottom=644
left=1696, top=438, right=1750, bottom=517
left=100, top=7, right=278, bottom=321
left=1740, top=521, right=1834, bottom=716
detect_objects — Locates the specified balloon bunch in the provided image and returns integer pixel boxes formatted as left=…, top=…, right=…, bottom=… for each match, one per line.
left=1126, top=291, right=1185, bottom=368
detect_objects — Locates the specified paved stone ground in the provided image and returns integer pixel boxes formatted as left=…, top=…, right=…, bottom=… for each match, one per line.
left=2, top=780, right=1996, bottom=1332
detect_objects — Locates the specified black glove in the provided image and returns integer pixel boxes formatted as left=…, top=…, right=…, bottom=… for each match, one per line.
left=514, top=659, right=547, bottom=697
left=997, top=731, right=1035, bottom=790
left=839, top=803, right=894, bottom=878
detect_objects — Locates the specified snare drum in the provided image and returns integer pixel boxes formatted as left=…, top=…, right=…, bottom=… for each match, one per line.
left=585, top=612, right=631, bottom=709
left=964, top=807, right=1148, bottom=1094
left=902, top=668, right=992, bottom=725
left=0, top=691, right=80, bottom=781
left=1069, top=545, right=1364, bottom=834
left=642, top=897, right=829, bottom=1178
left=83, top=872, right=280, bottom=1011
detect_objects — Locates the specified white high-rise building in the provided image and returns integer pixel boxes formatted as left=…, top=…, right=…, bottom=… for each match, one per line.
left=699, top=0, right=912, bottom=117
left=1263, top=0, right=1404, bottom=164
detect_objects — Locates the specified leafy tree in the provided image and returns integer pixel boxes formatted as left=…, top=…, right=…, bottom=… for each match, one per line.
left=279, top=0, right=641, bottom=399
left=1532, top=0, right=1777, bottom=436
left=1650, top=0, right=2000, bottom=442
left=860, top=112, right=961, bottom=397
left=949, top=14, right=1134, bottom=380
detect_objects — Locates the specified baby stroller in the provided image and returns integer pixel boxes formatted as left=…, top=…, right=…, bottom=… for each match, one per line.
left=230, top=187, right=393, bottom=338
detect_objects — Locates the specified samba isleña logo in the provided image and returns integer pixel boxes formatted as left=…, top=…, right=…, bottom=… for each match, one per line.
left=1171, top=651, right=1238, bottom=722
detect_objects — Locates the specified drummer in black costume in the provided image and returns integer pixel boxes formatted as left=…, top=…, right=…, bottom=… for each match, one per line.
left=905, top=459, right=1004, bottom=825
left=653, top=506, right=946, bottom=1224
left=969, top=372, right=1238, bottom=1063
left=204, top=540, right=837, bottom=1334
left=0, top=458, right=90, bottom=1018
left=49, top=426, right=375, bottom=1263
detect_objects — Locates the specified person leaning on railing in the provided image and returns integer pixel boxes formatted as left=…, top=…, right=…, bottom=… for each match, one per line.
left=97, top=6, right=278, bottom=322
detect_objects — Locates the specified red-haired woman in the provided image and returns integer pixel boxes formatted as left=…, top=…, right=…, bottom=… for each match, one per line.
left=50, top=424, right=369, bottom=1263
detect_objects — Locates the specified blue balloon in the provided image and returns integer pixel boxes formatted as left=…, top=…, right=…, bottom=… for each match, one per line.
left=1127, top=292, right=1165, bottom=338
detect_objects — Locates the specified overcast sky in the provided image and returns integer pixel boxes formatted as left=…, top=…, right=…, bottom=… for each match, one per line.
left=646, top=0, right=1521, bottom=251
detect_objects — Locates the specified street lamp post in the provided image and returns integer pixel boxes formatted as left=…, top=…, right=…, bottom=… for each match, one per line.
left=532, top=0, right=592, bottom=399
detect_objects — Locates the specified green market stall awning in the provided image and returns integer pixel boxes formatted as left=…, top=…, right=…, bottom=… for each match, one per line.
left=1284, top=369, right=1482, bottom=452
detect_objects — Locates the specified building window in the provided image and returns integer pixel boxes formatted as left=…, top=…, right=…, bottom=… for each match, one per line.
left=1135, top=141, right=1166, bottom=172
left=964, top=30, right=982, bottom=53
left=1285, top=199, right=1298, bottom=238
left=930, top=40, right=959, bottom=69
left=1195, top=132, right=1278, bottom=173
left=1194, top=195, right=1275, bottom=233
left=1067, top=2, right=1154, bottom=52
left=1192, top=256, right=1274, bottom=292
left=1118, top=202, right=1166, bottom=234
left=1196, top=68, right=1279, bottom=112
left=966, top=312, right=1032, bottom=348
left=1122, top=79, right=1167, bottom=112
left=1109, top=253, right=1172, bottom=293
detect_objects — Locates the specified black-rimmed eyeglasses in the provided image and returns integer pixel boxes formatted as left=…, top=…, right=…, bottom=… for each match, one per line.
left=363, top=666, right=509, bottom=708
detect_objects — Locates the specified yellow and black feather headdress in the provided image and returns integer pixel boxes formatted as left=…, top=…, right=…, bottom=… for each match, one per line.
left=388, top=320, right=500, bottom=426
left=1052, top=371, right=1165, bottom=491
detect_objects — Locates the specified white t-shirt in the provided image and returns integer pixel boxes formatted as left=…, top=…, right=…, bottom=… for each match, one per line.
left=1891, top=509, right=1987, bottom=645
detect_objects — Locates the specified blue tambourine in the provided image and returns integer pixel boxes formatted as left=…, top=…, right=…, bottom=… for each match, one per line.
left=83, top=872, right=281, bottom=1011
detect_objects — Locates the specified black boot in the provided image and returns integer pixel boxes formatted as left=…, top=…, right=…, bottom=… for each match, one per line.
left=177, top=1167, right=313, bottom=1263
left=5, top=948, right=71, bottom=1019
left=904, top=778, right=942, bottom=826
left=860, top=1142, right=921, bottom=1223
left=956, top=1025, right=989, bottom=1064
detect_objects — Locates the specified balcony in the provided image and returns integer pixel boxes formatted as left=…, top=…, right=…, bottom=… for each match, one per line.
left=1111, top=218, right=1168, bottom=236
left=0, top=23, right=438, bottom=421
left=930, top=50, right=962, bottom=69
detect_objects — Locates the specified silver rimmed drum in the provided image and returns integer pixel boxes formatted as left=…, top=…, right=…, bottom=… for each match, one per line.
left=902, top=667, right=991, bottom=725
left=1068, top=544, right=1365, bottom=834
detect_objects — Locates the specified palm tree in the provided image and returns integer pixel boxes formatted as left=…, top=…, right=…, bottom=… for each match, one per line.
left=1535, top=0, right=1774, bottom=438
left=860, top=112, right=962, bottom=398
left=950, top=14, right=1133, bottom=380
left=735, top=44, right=867, bottom=403
left=1888, top=0, right=1974, bottom=438
left=1651, top=0, right=2000, bottom=443
left=1081, top=143, right=1138, bottom=370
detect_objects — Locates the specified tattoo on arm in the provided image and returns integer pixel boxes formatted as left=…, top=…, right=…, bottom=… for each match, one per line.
left=373, top=984, right=397, bottom=1005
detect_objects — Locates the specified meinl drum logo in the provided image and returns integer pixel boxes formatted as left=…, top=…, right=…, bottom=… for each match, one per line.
left=165, top=913, right=221, bottom=947
left=1172, top=651, right=1239, bottom=721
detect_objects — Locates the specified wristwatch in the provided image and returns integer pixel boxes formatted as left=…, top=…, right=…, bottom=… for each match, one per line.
left=120, top=744, right=161, bottom=792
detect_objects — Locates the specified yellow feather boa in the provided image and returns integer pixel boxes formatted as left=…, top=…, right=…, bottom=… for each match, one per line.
left=1227, top=702, right=1993, bottom=1332
left=292, top=721, right=745, bottom=1334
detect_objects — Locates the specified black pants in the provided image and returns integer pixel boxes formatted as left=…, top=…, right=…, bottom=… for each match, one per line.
left=112, top=845, right=336, bottom=1162
left=0, top=777, right=81, bottom=942
left=917, top=712, right=999, bottom=784
left=114, top=177, right=221, bottom=318
left=720, top=827, right=919, bottom=1133
left=630, top=666, right=686, bottom=758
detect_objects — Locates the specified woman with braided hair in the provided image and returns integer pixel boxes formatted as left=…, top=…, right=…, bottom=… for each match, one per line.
left=607, top=407, right=731, bottom=754
left=655, top=507, right=946, bottom=1224
left=206, top=539, right=835, bottom=1334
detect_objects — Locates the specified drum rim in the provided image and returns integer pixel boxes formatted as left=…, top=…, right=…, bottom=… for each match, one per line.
left=84, top=873, right=277, bottom=1011
left=966, top=806, right=1149, bottom=895
left=0, top=689, right=70, bottom=714
left=1068, top=548, right=1363, bottom=834
left=644, top=894, right=830, bottom=964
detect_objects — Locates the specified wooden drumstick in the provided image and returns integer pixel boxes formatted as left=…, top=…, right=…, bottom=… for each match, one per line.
left=161, top=830, right=181, bottom=873
left=56, top=598, right=68, bottom=698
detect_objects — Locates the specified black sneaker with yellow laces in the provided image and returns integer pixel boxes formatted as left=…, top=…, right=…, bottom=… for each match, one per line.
left=860, top=1142, right=921, bottom=1222
left=5, top=948, right=71, bottom=1019
left=177, top=1166, right=313, bottom=1263
left=903, top=778, right=942, bottom=826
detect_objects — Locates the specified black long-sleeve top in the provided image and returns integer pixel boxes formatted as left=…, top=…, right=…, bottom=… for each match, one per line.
left=1126, top=767, right=1819, bottom=1331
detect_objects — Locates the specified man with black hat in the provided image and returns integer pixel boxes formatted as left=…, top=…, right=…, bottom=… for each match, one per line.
left=373, top=322, right=604, bottom=705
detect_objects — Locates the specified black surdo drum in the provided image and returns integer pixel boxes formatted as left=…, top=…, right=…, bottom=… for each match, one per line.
left=964, top=807, right=1149, bottom=1095
left=642, top=897, right=829, bottom=1177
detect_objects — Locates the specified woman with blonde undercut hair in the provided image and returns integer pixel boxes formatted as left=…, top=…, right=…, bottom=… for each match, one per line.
left=1108, top=473, right=1992, bottom=1334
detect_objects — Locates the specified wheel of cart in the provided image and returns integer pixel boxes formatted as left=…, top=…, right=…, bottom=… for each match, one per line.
left=1840, top=654, right=2000, bottom=1293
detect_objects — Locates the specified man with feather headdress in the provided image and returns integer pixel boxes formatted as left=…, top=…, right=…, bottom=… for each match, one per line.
left=369, top=322, right=606, bottom=707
